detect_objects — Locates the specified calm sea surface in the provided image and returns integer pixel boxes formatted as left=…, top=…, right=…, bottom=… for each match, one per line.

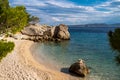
left=33, top=26, right=120, bottom=80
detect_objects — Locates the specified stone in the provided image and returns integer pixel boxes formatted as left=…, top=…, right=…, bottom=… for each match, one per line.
left=21, top=24, right=70, bottom=42
left=21, top=24, right=45, bottom=36
left=53, top=24, right=70, bottom=40
left=69, top=59, right=90, bottom=77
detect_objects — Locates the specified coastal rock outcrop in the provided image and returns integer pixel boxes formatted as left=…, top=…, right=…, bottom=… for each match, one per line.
left=21, top=24, right=70, bottom=42
left=69, top=59, right=90, bottom=77
left=52, top=24, right=70, bottom=40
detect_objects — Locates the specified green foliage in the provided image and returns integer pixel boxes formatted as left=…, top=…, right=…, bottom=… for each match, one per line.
left=29, top=16, right=40, bottom=24
left=0, top=0, right=32, bottom=34
left=108, top=29, right=120, bottom=51
left=0, top=6, right=30, bottom=34
left=0, top=40, right=15, bottom=61
left=0, top=0, right=9, bottom=10
left=0, top=7, right=3, bottom=14
left=108, top=28, right=120, bottom=64
left=0, top=0, right=39, bottom=34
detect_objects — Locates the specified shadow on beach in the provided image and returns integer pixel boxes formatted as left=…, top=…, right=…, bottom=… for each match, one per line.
left=61, top=67, right=83, bottom=77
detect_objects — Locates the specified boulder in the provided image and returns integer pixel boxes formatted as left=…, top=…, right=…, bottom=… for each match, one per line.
left=53, top=24, right=70, bottom=40
left=21, top=25, right=44, bottom=36
left=69, top=59, right=90, bottom=77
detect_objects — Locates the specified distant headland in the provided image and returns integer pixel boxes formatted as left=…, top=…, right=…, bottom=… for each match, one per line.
left=68, top=23, right=120, bottom=27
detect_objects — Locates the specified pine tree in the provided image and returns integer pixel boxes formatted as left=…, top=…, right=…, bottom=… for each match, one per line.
left=0, top=0, right=9, bottom=10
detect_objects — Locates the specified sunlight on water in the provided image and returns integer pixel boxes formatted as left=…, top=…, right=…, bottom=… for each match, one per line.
left=34, top=27, right=120, bottom=80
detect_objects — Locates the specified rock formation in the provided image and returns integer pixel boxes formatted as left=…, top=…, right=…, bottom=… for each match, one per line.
left=69, top=59, right=90, bottom=77
left=20, top=24, right=70, bottom=42
left=53, top=24, right=70, bottom=40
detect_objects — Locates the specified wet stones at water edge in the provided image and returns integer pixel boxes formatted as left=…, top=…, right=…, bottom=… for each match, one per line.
left=69, top=59, right=90, bottom=77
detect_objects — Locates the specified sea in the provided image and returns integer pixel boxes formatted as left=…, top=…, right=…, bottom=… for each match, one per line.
left=32, top=26, right=120, bottom=80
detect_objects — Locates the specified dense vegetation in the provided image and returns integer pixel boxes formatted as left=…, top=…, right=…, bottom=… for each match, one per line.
left=0, top=0, right=9, bottom=10
left=0, top=40, right=15, bottom=61
left=108, top=28, right=120, bottom=64
left=0, top=0, right=39, bottom=34
left=0, top=0, right=30, bottom=34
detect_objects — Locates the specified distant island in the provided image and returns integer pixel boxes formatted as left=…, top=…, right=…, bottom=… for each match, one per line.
left=69, top=23, right=120, bottom=27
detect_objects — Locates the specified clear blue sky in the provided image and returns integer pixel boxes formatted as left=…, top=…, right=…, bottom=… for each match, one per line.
left=69, top=0, right=107, bottom=5
left=9, top=0, right=120, bottom=25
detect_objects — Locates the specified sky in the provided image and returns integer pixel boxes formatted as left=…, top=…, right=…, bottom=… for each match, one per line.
left=9, top=0, right=120, bottom=25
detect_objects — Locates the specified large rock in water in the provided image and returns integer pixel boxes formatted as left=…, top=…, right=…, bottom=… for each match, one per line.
left=53, top=24, right=70, bottom=40
left=69, top=59, right=90, bottom=77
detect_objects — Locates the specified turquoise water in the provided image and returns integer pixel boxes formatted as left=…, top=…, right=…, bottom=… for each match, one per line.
left=34, top=27, right=120, bottom=80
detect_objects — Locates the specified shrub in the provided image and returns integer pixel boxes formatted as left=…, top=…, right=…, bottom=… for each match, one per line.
left=108, top=28, right=120, bottom=64
left=0, top=40, right=15, bottom=61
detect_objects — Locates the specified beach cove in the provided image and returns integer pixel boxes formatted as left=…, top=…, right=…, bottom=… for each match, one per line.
left=0, top=26, right=120, bottom=80
left=1, top=0, right=120, bottom=79
left=0, top=37, right=82, bottom=80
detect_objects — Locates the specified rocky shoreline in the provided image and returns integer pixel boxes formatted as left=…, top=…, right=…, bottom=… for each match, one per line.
left=0, top=24, right=91, bottom=80
left=12, top=24, right=70, bottom=42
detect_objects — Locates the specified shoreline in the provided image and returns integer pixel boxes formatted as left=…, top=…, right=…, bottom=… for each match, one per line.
left=30, top=42, right=63, bottom=71
left=0, top=38, right=81, bottom=80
